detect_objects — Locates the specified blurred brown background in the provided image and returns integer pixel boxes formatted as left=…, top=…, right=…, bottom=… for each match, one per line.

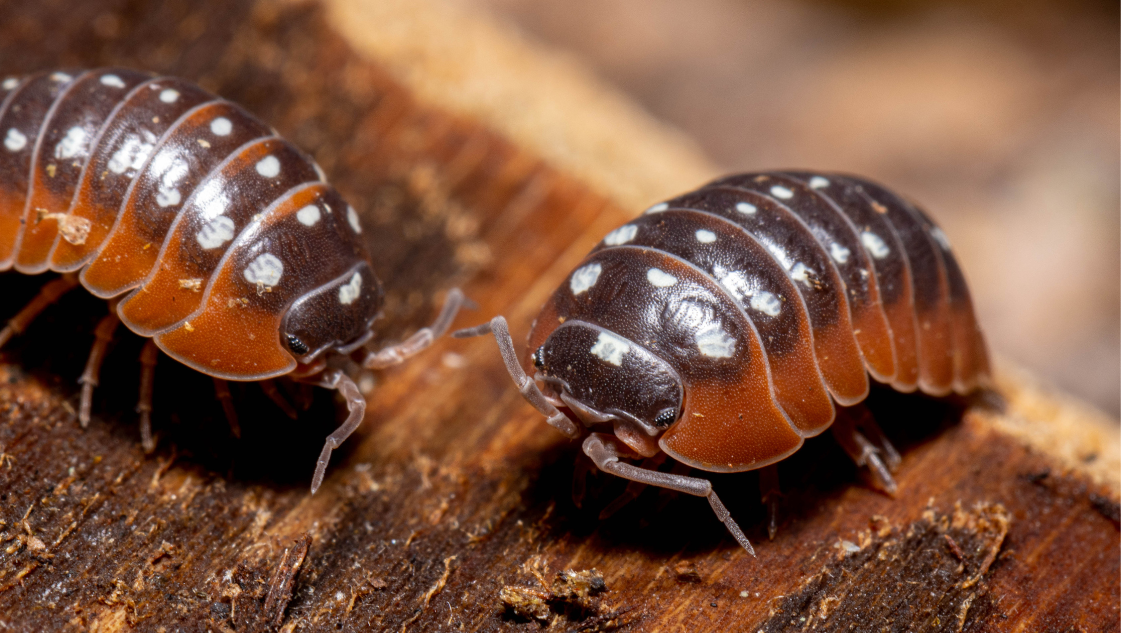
left=466, top=0, right=1120, bottom=416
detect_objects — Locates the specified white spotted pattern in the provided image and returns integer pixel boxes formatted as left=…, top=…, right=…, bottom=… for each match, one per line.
left=695, top=229, right=717, bottom=244
left=210, top=117, right=233, bottom=136
left=339, top=272, right=362, bottom=305
left=644, top=202, right=669, bottom=214
left=1, top=78, right=16, bottom=90
left=50, top=72, right=71, bottom=82
left=4, top=128, right=27, bottom=152
left=695, top=323, right=735, bottom=358
left=347, top=206, right=362, bottom=233
left=255, top=155, right=280, bottom=178
left=570, top=263, right=602, bottom=295
left=196, top=215, right=236, bottom=249
left=603, top=224, right=637, bottom=246
left=829, top=242, right=851, bottom=264
left=54, top=126, right=87, bottom=159
left=159, top=89, right=180, bottom=103
left=809, top=176, right=830, bottom=189
left=297, top=205, right=321, bottom=226
left=770, top=185, right=793, bottom=200
left=646, top=268, right=677, bottom=288
left=590, top=331, right=630, bottom=366
left=107, top=133, right=156, bottom=175
left=861, top=231, right=890, bottom=259
left=736, top=201, right=757, bottom=215
left=244, top=253, right=284, bottom=287
left=750, top=292, right=782, bottom=317
left=791, top=262, right=813, bottom=284
left=99, top=74, right=126, bottom=88
left=156, top=188, right=181, bottom=207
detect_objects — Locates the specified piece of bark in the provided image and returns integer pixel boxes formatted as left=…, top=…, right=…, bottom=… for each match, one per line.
left=0, top=1, right=1117, bottom=632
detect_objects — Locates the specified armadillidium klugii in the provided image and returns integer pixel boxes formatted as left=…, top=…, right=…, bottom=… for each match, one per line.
left=459, top=171, right=989, bottom=553
left=0, top=69, right=464, bottom=491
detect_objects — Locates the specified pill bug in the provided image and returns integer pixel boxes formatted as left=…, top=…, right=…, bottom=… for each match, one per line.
left=458, top=171, right=989, bottom=554
left=0, top=69, right=464, bottom=491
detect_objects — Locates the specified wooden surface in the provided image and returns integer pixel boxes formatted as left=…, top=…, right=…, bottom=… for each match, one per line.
left=0, top=1, right=1117, bottom=631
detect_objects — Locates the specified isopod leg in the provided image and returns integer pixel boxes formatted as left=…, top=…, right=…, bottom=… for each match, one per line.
left=363, top=288, right=468, bottom=369
left=0, top=274, right=80, bottom=349
left=213, top=378, right=241, bottom=438
left=758, top=465, right=782, bottom=540
left=260, top=379, right=299, bottom=420
left=300, top=368, right=365, bottom=493
left=136, top=339, right=159, bottom=453
left=453, top=316, right=581, bottom=438
left=583, top=433, right=755, bottom=556
left=831, top=406, right=898, bottom=496
left=78, top=312, right=120, bottom=428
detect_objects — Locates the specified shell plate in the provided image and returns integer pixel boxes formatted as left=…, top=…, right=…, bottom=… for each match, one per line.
left=0, top=69, right=381, bottom=380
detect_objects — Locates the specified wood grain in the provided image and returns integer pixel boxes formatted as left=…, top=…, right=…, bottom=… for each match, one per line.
left=0, top=0, right=1116, bottom=631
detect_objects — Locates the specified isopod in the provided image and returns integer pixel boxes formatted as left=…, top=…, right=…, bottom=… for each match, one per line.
left=0, top=69, right=464, bottom=491
left=458, top=171, right=989, bottom=553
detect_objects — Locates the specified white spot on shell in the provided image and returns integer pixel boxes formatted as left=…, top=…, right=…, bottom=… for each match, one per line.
left=158, top=88, right=179, bottom=103
left=750, top=292, right=782, bottom=317
left=107, top=134, right=156, bottom=174
left=929, top=226, right=951, bottom=250
left=1, top=78, right=17, bottom=90
left=210, top=117, right=232, bottom=136
left=50, top=72, right=71, bottom=82
left=196, top=215, right=235, bottom=249
left=861, top=231, right=890, bottom=259
left=735, top=202, right=757, bottom=215
left=297, top=205, right=321, bottom=226
left=339, top=272, right=362, bottom=305
left=255, top=155, right=280, bottom=178
left=156, top=187, right=181, bottom=207
left=570, top=263, right=602, bottom=295
left=4, top=128, right=27, bottom=152
left=809, top=176, right=830, bottom=189
left=830, top=242, right=851, bottom=264
left=791, top=262, right=814, bottom=284
left=603, top=224, right=637, bottom=246
left=590, top=331, right=630, bottom=366
left=646, top=268, right=677, bottom=287
left=347, top=206, right=362, bottom=233
left=54, top=126, right=87, bottom=159
left=770, top=185, right=794, bottom=199
left=695, top=323, right=735, bottom=358
left=99, top=74, right=125, bottom=88
left=244, top=253, right=284, bottom=287
left=695, top=229, right=717, bottom=244
left=644, top=202, right=669, bottom=214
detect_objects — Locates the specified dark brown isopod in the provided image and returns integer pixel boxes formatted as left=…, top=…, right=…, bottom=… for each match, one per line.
left=459, top=170, right=989, bottom=553
left=0, top=69, right=464, bottom=491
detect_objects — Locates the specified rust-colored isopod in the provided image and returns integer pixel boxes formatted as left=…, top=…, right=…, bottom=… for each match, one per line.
left=459, top=171, right=989, bottom=554
left=0, top=69, right=464, bottom=491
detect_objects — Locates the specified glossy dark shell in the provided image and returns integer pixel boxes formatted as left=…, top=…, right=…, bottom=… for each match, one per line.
left=0, top=69, right=381, bottom=380
left=528, top=171, right=990, bottom=472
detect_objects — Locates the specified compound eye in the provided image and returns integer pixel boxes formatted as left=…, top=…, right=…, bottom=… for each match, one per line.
left=653, top=408, right=677, bottom=428
left=532, top=346, right=546, bottom=370
left=286, top=334, right=310, bottom=356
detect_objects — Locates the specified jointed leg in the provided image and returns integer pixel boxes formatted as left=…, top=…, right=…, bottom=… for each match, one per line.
left=136, top=339, right=159, bottom=453
left=260, top=379, right=299, bottom=420
left=0, top=274, right=80, bottom=349
left=831, top=406, right=898, bottom=495
left=298, top=368, right=365, bottom=493
left=583, top=433, right=755, bottom=556
left=213, top=378, right=241, bottom=438
left=454, top=316, right=580, bottom=438
left=758, top=465, right=782, bottom=540
left=363, top=288, right=467, bottom=369
left=599, top=453, right=669, bottom=520
left=78, top=312, right=120, bottom=427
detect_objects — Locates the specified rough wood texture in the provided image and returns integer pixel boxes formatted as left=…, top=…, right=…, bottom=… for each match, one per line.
left=0, top=1, right=1117, bottom=631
